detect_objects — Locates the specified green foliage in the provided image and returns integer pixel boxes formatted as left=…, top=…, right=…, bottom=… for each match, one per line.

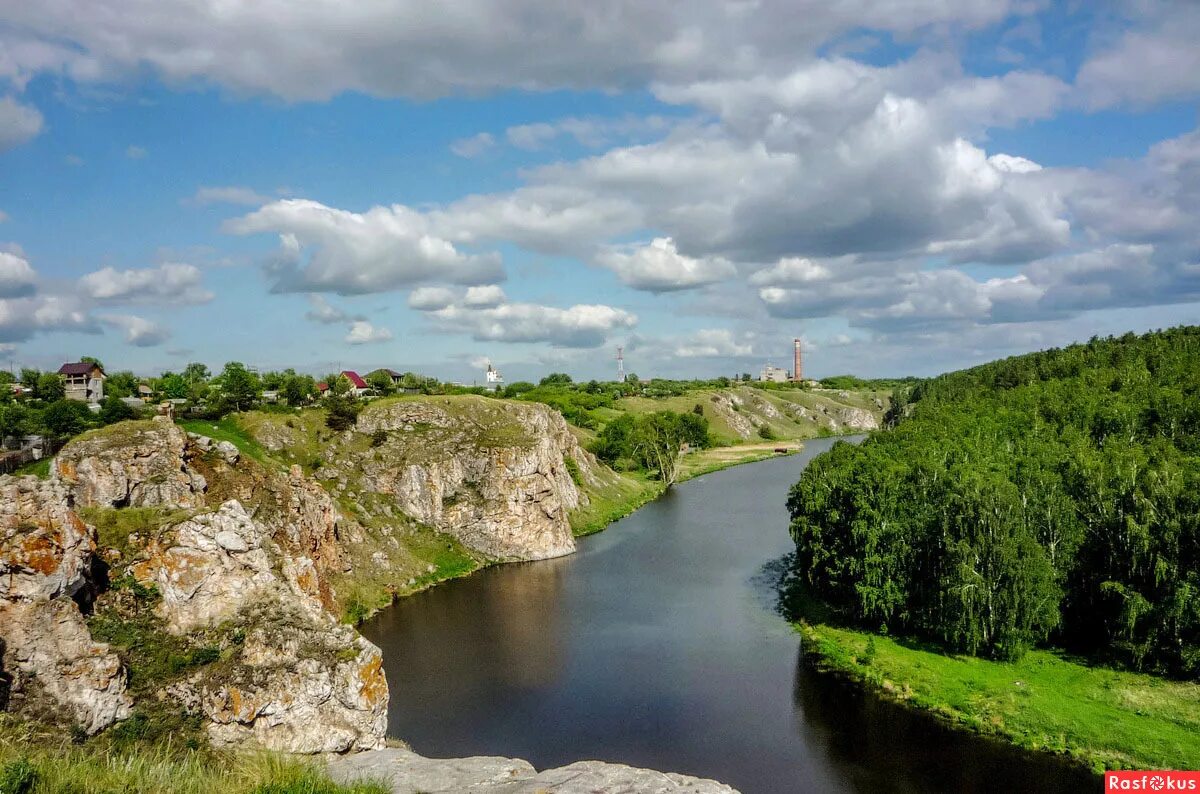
left=593, top=410, right=710, bottom=483
left=757, top=424, right=776, bottom=440
left=788, top=326, right=1200, bottom=674
left=517, top=386, right=614, bottom=428
left=502, top=381, right=536, bottom=398
left=40, top=400, right=92, bottom=439
left=280, top=373, right=315, bottom=406
left=365, top=370, right=396, bottom=396
left=17, top=369, right=39, bottom=397
left=0, top=403, right=26, bottom=440
left=539, top=372, right=573, bottom=386
left=0, top=757, right=37, bottom=794
left=325, top=391, right=360, bottom=432
left=105, top=370, right=139, bottom=399
left=155, top=372, right=188, bottom=400
left=35, top=374, right=65, bottom=403
left=99, top=395, right=136, bottom=425
left=215, top=362, right=261, bottom=413
left=369, top=429, right=387, bottom=447
left=563, top=456, right=583, bottom=487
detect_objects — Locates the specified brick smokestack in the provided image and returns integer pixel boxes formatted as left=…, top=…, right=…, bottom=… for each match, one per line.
left=793, top=338, right=803, bottom=382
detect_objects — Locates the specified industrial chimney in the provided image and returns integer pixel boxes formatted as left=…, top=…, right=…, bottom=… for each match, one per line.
left=793, top=338, right=803, bottom=382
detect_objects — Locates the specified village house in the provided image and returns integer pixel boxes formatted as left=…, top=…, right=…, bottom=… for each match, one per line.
left=57, top=362, right=106, bottom=403
left=341, top=370, right=370, bottom=397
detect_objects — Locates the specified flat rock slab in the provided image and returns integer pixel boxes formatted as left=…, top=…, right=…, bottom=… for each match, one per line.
left=327, top=748, right=740, bottom=793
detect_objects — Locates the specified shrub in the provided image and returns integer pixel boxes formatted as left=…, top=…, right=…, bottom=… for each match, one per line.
left=0, top=758, right=37, bottom=794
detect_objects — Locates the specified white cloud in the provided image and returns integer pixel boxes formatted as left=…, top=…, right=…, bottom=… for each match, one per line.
left=673, top=329, right=756, bottom=358
left=408, top=286, right=457, bottom=311
left=450, top=132, right=495, bottom=158
left=79, top=263, right=214, bottom=305
left=0, top=1, right=1023, bottom=100
left=0, top=96, right=43, bottom=150
left=125, top=144, right=147, bottom=159
left=99, top=314, right=171, bottom=346
left=431, top=301, right=636, bottom=348
left=225, top=199, right=504, bottom=294
left=345, top=321, right=393, bottom=345
left=506, top=114, right=672, bottom=150
left=305, top=294, right=354, bottom=324
left=1077, top=3, right=1200, bottom=109
left=748, top=256, right=835, bottom=286
left=0, top=251, right=37, bottom=298
left=596, top=237, right=735, bottom=292
left=0, top=295, right=96, bottom=343
left=186, top=186, right=270, bottom=207
left=462, top=284, right=506, bottom=307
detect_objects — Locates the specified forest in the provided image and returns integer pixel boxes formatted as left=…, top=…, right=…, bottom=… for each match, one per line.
left=788, top=327, right=1200, bottom=677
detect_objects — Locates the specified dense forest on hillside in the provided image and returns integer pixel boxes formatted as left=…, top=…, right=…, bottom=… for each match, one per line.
left=788, top=327, right=1200, bottom=677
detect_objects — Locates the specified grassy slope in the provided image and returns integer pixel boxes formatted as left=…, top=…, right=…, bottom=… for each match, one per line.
left=796, top=619, right=1200, bottom=773
left=0, top=718, right=386, bottom=794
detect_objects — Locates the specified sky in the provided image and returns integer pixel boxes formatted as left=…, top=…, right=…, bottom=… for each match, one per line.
left=0, top=1, right=1198, bottom=383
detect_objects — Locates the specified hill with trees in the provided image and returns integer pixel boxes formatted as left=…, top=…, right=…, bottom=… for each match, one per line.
left=787, top=327, right=1200, bottom=676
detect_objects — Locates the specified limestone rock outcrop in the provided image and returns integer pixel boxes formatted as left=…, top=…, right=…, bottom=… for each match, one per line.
left=329, top=398, right=597, bottom=560
left=189, top=603, right=388, bottom=754
left=327, top=748, right=741, bottom=793
left=830, top=406, right=879, bottom=431
left=54, top=417, right=206, bottom=508
left=0, top=474, right=132, bottom=734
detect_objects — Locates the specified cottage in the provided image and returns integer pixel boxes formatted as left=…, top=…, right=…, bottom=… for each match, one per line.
left=57, top=362, right=106, bottom=403
left=341, top=370, right=370, bottom=397
left=137, top=384, right=154, bottom=401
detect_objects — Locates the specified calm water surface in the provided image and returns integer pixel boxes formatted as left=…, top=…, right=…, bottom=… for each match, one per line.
left=362, top=437, right=1098, bottom=793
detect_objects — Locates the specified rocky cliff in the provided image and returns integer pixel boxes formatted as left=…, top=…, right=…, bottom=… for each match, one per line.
left=0, top=418, right=386, bottom=753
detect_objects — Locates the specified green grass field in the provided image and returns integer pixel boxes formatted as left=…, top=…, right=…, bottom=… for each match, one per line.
left=796, top=619, right=1200, bottom=773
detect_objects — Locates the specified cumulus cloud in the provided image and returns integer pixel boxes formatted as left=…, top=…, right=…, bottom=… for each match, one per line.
left=0, top=295, right=96, bottom=343
left=430, top=301, right=636, bottom=347
left=672, top=328, right=756, bottom=358
left=225, top=199, right=504, bottom=294
left=186, top=186, right=271, bottom=207
left=345, top=321, right=393, bottom=344
left=99, top=314, right=171, bottom=346
left=305, top=294, right=355, bottom=324
left=462, top=284, right=506, bottom=307
left=1077, top=3, right=1200, bottom=109
left=0, top=251, right=37, bottom=298
left=450, top=132, right=495, bottom=158
left=79, top=263, right=214, bottom=305
left=596, top=237, right=735, bottom=292
left=408, top=286, right=457, bottom=311
left=0, top=1, right=1023, bottom=100
left=0, top=95, right=43, bottom=150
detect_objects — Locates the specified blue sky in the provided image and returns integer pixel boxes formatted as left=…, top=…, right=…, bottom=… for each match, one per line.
left=1, top=1, right=1198, bottom=382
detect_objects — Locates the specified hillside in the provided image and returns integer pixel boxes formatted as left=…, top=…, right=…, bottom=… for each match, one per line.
left=789, top=327, right=1200, bottom=674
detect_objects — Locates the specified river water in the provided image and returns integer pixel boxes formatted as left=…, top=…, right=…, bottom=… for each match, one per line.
left=361, top=437, right=1098, bottom=793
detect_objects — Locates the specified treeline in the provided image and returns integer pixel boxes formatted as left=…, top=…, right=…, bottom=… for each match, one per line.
left=788, top=327, right=1200, bottom=677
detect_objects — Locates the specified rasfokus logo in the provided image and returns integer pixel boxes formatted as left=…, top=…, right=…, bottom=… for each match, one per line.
left=1106, top=772, right=1200, bottom=791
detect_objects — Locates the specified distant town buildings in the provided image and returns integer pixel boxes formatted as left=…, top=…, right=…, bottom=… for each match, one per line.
left=485, top=362, right=504, bottom=391
left=760, top=364, right=790, bottom=383
left=57, top=362, right=105, bottom=403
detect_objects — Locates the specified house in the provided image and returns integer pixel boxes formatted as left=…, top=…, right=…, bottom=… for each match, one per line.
left=382, top=369, right=404, bottom=386
left=340, top=371, right=370, bottom=397
left=316, top=381, right=329, bottom=397
left=485, top=363, right=503, bottom=391
left=57, top=362, right=106, bottom=403
left=137, top=384, right=154, bottom=401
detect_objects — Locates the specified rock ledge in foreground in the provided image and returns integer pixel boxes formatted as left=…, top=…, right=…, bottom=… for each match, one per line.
left=327, top=747, right=740, bottom=793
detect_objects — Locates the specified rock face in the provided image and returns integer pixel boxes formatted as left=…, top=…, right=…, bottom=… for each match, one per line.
left=124, top=496, right=387, bottom=753
left=830, top=406, right=879, bottom=431
left=192, top=603, right=388, bottom=754
left=328, top=748, right=740, bottom=793
left=54, top=417, right=206, bottom=508
left=0, top=475, right=132, bottom=734
left=337, top=399, right=596, bottom=560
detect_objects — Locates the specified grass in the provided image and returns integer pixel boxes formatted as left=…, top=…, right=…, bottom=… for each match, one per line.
left=177, top=417, right=278, bottom=469
left=0, top=719, right=387, bottom=794
left=78, top=506, right=196, bottom=559
left=792, top=615, right=1200, bottom=773
left=569, top=469, right=662, bottom=537
left=10, top=457, right=51, bottom=478
left=676, top=441, right=799, bottom=482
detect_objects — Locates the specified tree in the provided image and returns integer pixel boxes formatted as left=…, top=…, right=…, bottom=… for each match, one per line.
left=216, top=362, right=261, bottom=412
left=324, top=377, right=360, bottom=431
left=40, top=400, right=91, bottom=439
left=99, top=394, right=136, bottom=424
left=366, top=370, right=397, bottom=396
left=539, top=372, right=573, bottom=387
left=156, top=372, right=188, bottom=400
left=80, top=355, right=104, bottom=369
left=281, top=373, right=314, bottom=405
left=19, top=368, right=40, bottom=396
left=36, top=373, right=65, bottom=403
left=105, top=370, right=138, bottom=398
left=0, top=403, right=26, bottom=442
left=503, top=381, right=536, bottom=398
left=183, top=362, right=211, bottom=384
left=0, top=371, right=15, bottom=385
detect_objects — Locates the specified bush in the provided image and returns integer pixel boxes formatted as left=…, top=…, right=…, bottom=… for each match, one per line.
left=370, top=430, right=388, bottom=447
left=758, top=424, right=776, bottom=440
left=0, top=758, right=37, bottom=794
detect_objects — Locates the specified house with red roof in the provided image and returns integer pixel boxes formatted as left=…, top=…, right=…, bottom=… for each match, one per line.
left=340, top=370, right=370, bottom=397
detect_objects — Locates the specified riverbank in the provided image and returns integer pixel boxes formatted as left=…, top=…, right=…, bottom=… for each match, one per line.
left=794, top=617, right=1200, bottom=773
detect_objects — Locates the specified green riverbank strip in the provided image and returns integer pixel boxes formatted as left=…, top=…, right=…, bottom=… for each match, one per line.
left=795, top=619, right=1200, bottom=773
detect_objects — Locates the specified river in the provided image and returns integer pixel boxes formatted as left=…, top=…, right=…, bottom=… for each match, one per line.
left=361, top=436, right=1098, bottom=793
